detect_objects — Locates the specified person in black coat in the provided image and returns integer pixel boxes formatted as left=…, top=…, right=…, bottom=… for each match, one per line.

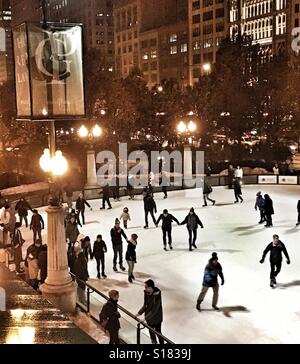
left=228, top=164, right=234, bottom=189
left=73, top=249, right=89, bottom=305
left=126, top=234, right=138, bottom=283
left=15, top=197, right=32, bottom=228
left=81, top=236, right=93, bottom=261
left=144, top=193, right=157, bottom=228
left=233, top=178, right=243, bottom=203
left=75, top=193, right=92, bottom=225
left=99, top=290, right=121, bottom=344
left=38, top=244, right=47, bottom=284
left=92, top=235, right=107, bottom=279
left=137, top=280, right=164, bottom=344
left=10, top=222, right=25, bottom=274
left=202, top=180, right=216, bottom=207
left=296, top=200, right=300, bottom=226
left=181, top=208, right=204, bottom=251
left=100, top=183, right=112, bottom=210
left=264, top=194, right=274, bottom=227
left=260, top=234, right=290, bottom=287
left=156, top=209, right=180, bottom=251
left=110, top=219, right=128, bottom=272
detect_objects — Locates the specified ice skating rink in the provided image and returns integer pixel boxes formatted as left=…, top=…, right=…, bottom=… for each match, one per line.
left=22, top=185, right=300, bottom=343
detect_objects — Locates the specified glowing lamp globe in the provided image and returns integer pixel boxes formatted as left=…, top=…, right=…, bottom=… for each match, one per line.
left=92, top=124, right=102, bottom=137
left=78, top=125, right=88, bottom=138
left=188, top=121, right=197, bottom=133
left=39, top=149, right=51, bottom=173
left=50, top=151, right=68, bottom=176
left=177, top=121, right=186, bottom=134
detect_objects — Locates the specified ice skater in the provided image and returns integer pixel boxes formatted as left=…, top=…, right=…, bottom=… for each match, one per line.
left=255, top=192, right=265, bottom=224
left=120, top=207, right=131, bottom=229
left=100, top=183, right=112, bottom=210
left=126, top=233, right=138, bottom=283
left=144, top=192, right=157, bottom=229
left=260, top=234, right=290, bottom=288
left=181, top=208, right=204, bottom=251
left=110, top=218, right=128, bottom=272
left=233, top=178, right=243, bottom=203
left=196, top=252, right=224, bottom=312
left=296, top=200, right=300, bottom=226
left=92, top=234, right=107, bottom=279
left=76, top=193, right=92, bottom=225
left=202, top=179, right=216, bottom=207
left=264, top=194, right=274, bottom=227
left=156, top=209, right=180, bottom=251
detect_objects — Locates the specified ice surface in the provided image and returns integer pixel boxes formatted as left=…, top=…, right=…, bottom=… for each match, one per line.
left=21, top=185, right=300, bottom=344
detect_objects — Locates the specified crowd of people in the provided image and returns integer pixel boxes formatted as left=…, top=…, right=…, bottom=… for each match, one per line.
left=0, top=164, right=298, bottom=344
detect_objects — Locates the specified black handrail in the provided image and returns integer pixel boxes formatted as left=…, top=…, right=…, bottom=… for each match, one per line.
left=70, top=272, right=174, bottom=345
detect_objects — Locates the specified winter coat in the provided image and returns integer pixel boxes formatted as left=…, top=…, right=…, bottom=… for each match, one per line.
left=15, top=200, right=32, bottom=216
left=11, top=228, right=25, bottom=248
left=297, top=200, right=300, bottom=212
left=25, top=244, right=43, bottom=276
left=100, top=299, right=121, bottom=332
left=73, top=252, right=89, bottom=289
left=181, top=213, right=203, bottom=230
left=255, top=195, right=265, bottom=210
left=125, top=239, right=137, bottom=262
left=144, top=195, right=157, bottom=212
left=203, top=182, right=213, bottom=195
left=264, top=197, right=274, bottom=215
left=233, top=180, right=242, bottom=195
left=138, top=287, right=163, bottom=325
left=102, top=185, right=111, bottom=198
left=110, top=227, right=127, bottom=247
left=120, top=212, right=131, bottom=222
left=75, top=197, right=91, bottom=211
left=38, top=250, right=47, bottom=283
left=30, top=214, right=44, bottom=230
left=262, top=241, right=290, bottom=263
left=202, top=262, right=224, bottom=287
left=82, top=239, right=92, bottom=260
left=156, top=213, right=179, bottom=230
left=92, top=240, right=107, bottom=259
left=65, top=221, right=80, bottom=243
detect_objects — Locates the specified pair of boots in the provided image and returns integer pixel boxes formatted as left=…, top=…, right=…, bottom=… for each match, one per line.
left=164, top=244, right=173, bottom=251
left=196, top=301, right=220, bottom=312
left=128, top=274, right=135, bottom=283
left=97, top=272, right=107, bottom=279
left=189, top=244, right=197, bottom=251
left=113, top=264, right=126, bottom=272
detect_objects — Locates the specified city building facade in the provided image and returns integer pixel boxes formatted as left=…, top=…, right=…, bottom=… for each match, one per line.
left=0, top=0, right=12, bottom=84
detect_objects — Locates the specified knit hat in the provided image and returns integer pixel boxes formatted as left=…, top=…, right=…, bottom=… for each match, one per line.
left=115, top=218, right=120, bottom=225
left=145, top=279, right=155, bottom=288
left=211, top=252, right=218, bottom=260
left=131, top=233, right=138, bottom=240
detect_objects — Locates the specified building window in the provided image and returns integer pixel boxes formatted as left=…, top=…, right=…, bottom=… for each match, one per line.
left=193, top=68, right=201, bottom=78
left=203, top=0, right=213, bottom=7
left=170, top=33, right=177, bottom=42
left=295, top=18, right=299, bottom=27
left=170, top=45, right=178, bottom=54
left=203, top=11, right=213, bottom=21
left=142, top=53, right=149, bottom=60
left=192, top=27, right=201, bottom=37
left=203, top=24, right=213, bottom=34
left=193, top=41, right=201, bottom=50
left=150, top=38, right=157, bottom=46
left=193, top=54, right=201, bottom=64
left=216, top=22, right=225, bottom=32
left=203, top=52, right=213, bottom=62
left=141, top=40, right=148, bottom=48
left=150, top=61, right=157, bottom=70
left=193, top=14, right=201, bottom=24
left=295, top=3, right=300, bottom=12
left=192, top=1, right=200, bottom=10
left=203, top=39, right=213, bottom=48
left=216, top=8, right=225, bottom=18
left=150, top=50, right=157, bottom=58
left=181, top=43, right=188, bottom=52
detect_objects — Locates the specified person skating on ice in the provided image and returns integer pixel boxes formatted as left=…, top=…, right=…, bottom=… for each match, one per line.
left=143, top=192, right=157, bottom=229
left=120, top=207, right=131, bottom=229
left=255, top=192, right=266, bottom=224
left=92, top=235, right=107, bottom=279
left=196, top=252, right=224, bottom=312
left=233, top=178, right=243, bottom=203
left=264, top=194, right=274, bottom=227
left=110, top=218, right=128, bottom=272
left=126, top=233, right=138, bottom=283
left=100, top=183, right=112, bottom=210
left=75, top=193, right=92, bottom=225
left=156, top=209, right=180, bottom=251
left=260, top=234, right=290, bottom=288
left=296, top=200, right=300, bottom=226
left=202, top=179, right=216, bottom=207
left=181, top=208, right=204, bottom=251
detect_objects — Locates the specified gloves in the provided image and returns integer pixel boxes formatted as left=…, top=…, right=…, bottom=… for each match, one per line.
left=287, top=260, right=290, bottom=265
left=221, top=280, right=225, bottom=286
left=260, top=259, right=264, bottom=264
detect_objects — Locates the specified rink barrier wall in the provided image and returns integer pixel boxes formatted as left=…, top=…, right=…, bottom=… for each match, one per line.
left=70, top=273, right=174, bottom=345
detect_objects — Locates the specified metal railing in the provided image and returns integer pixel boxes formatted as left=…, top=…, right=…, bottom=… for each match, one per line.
left=70, top=272, right=174, bottom=345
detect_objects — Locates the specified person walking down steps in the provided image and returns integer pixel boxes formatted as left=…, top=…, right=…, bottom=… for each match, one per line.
left=196, top=252, right=224, bottom=312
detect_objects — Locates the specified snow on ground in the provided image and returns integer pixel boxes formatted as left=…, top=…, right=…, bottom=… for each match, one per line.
left=21, top=185, right=300, bottom=344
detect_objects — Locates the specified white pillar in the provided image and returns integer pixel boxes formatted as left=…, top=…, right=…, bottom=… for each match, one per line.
left=183, top=146, right=194, bottom=188
left=40, top=205, right=77, bottom=313
left=85, top=150, right=98, bottom=188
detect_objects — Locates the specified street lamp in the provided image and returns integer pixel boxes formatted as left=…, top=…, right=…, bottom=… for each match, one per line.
left=78, top=124, right=103, bottom=197
left=202, top=63, right=211, bottom=75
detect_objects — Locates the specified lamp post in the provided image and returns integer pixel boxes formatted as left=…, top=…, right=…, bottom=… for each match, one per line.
left=177, top=118, right=198, bottom=188
left=78, top=124, right=103, bottom=199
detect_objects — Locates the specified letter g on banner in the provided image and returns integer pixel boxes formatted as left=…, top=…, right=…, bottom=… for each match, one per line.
left=0, top=287, right=6, bottom=311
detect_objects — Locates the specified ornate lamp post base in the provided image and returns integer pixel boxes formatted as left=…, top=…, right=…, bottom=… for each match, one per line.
left=183, top=145, right=194, bottom=188
left=40, top=205, right=77, bottom=313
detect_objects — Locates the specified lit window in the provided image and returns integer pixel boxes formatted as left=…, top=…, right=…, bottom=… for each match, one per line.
left=170, top=45, right=177, bottom=54
left=181, top=43, right=188, bottom=52
left=170, top=33, right=177, bottom=42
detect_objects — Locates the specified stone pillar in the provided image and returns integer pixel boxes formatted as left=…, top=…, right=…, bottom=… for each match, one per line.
left=183, top=146, right=194, bottom=188
left=40, top=205, right=77, bottom=313
left=84, top=150, right=100, bottom=200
